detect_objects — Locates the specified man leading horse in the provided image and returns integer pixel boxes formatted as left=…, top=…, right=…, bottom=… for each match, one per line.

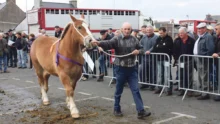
left=91, top=22, right=151, bottom=119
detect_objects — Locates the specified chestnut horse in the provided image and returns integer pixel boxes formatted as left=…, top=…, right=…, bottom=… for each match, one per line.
left=30, top=14, right=94, bottom=118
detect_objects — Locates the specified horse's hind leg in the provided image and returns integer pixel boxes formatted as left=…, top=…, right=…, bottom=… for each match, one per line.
left=59, top=72, right=79, bottom=118
left=41, top=72, right=50, bottom=105
left=35, top=68, right=50, bottom=105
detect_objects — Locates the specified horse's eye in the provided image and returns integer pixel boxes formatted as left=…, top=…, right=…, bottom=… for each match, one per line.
left=78, top=26, right=82, bottom=30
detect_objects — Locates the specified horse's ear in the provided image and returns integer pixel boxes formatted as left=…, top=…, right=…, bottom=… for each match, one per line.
left=80, top=14, right=85, bottom=19
left=70, top=14, right=77, bottom=22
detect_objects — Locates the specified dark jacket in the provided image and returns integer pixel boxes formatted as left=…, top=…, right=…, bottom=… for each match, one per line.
left=173, top=36, right=195, bottom=62
left=0, top=38, right=8, bottom=56
left=196, top=32, right=214, bottom=56
left=99, top=35, right=142, bottom=67
left=55, top=30, right=62, bottom=38
left=214, top=36, right=220, bottom=55
left=151, top=34, right=173, bottom=61
left=15, top=38, right=27, bottom=50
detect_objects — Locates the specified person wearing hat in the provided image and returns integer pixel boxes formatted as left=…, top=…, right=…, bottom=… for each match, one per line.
left=8, top=29, right=17, bottom=68
left=108, top=28, right=114, bottom=38
left=193, top=22, right=215, bottom=100
left=54, top=26, right=62, bottom=38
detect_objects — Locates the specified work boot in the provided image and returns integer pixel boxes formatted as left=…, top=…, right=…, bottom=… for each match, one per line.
left=137, top=109, right=151, bottom=119
left=113, top=110, right=123, bottom=117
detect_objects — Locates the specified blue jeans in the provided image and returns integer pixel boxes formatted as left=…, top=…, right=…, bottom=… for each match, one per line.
left=23, top=50, right=28, bottom=63
left=17, top=50, right=26, bottom=68
left=0, top=52, right=8, bottom=72
left=98, top=54, right=106, bottom=74
left=114, top=65, right=144, bottom=112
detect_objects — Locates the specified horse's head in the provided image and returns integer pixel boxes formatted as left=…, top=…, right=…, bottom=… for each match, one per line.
left=69, top=14, right=94, bottom=48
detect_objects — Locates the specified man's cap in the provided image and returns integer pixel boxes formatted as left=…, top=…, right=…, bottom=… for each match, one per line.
left=100, top=30, right=107, bottom=35
left=8, top=29, right=14, bottom=32
left=207, top=25, right=214, bottom=30
left=55, top=25, right=60, bottom=28
left=109, top=28, right=112, bottom=30
left=196, top=23, right=207, bottom=28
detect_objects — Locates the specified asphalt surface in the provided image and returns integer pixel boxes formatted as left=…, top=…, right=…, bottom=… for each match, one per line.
left=0, top=67, right=220, bottom=124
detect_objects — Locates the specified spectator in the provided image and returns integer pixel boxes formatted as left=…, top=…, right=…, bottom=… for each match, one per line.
left=212, top=23, right=220, bottom=101
left=55, top=26, right=62, bottom=38
left=131, top=29, right=140, bottom=40
left=108, top=28, right=114, bottom=38
left=91, top=22, right=151, bottom=119
left=8, top=29, right=17, bottom=68
left=0, top=33, right=9, bottom=73
left=181, top=23, right=196, bottom=39
left=28, top=33, right=35, bottom=69
left=151, top=27, right=173, bottom=95
left=41, top=29, right=47, bottom=36
left=173, top=27, right=195, bottom=96
left=139, top=26, right=158, bottom=90
left=15, top=32, right=27, bottom=69
left=139, top=25, right=147, bottom=40
left=22, top=32, right=29, bottom=63
left=193, top=23, right=214, bottom=100
left=97, top=30, right=112, bottom=82
left=207, top=25, right=217, bottom=42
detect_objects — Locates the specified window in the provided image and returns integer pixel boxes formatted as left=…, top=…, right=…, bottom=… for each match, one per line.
left=46, top=9, right=50, bottom=14
left=75, top=10, right=79, bottom=15
left=89, top=10, right=92, bottom=15
left=92, top=10, right=97, bottom=15
left=55, top=9, right=59, bottom=14
left=126, top=11, right=129, bottom=15
left=51, top=9, right=54, bottom=14
left=121, top=11, right=124, bottom=15
left=102, top=11, right=106, bottom=15
left=70, top=10, right=73, bottom=14
left=61, top=10, right=65, bottom=14
left=109, top=11, right=112, bottom=15
left=66, top=10, right=69, bottom=14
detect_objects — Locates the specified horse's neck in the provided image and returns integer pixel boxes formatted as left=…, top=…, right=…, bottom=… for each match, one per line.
left=59, top=37, right=81, bottom=59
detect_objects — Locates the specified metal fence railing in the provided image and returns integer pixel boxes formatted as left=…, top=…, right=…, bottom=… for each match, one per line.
left=178, top=54, right=220, bottom=100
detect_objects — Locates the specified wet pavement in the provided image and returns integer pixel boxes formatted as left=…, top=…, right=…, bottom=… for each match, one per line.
left=0, top=67, right=220, bottom=124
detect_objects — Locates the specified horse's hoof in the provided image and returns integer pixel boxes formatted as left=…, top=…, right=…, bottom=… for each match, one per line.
left=72, top=113, right=80, bottom=118
left=43, top=101, right=50, bottom=106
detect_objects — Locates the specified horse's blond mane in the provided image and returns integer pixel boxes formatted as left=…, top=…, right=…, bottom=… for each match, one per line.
left=60, top=22, right=72, bottom=40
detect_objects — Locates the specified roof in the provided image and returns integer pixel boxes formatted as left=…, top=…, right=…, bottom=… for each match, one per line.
left=42, top=2, right=75, bottom=8
left=0, top=2, right=6, bottom=10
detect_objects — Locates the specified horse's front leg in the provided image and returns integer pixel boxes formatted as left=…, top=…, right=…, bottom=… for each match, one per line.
left=59, top=72, right=79, bottom=118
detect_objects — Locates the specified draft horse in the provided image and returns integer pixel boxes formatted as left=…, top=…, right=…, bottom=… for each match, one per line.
left=30, top=14, right=94, bottom=118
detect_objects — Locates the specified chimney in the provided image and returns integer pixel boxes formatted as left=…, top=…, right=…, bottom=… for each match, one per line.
left=34, top=0, right=42, bottom=9
left=69, top=0, right=77, bottom=8
left=7, top=0, right=16, bottom=3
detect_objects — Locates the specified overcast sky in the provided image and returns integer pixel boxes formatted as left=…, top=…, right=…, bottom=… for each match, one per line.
left=0, top=0, right=219, bottom=22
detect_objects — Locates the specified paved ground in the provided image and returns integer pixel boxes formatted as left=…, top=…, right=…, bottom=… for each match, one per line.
left=0, top=67, right=220, bottom=124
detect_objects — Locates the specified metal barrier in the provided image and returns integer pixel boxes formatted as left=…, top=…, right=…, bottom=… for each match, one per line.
left=82, top=49, right=116, bottom=83
left=178, top=54, right=220, bottom=100
left=138, top=53, right=171, bottom=97
left=82, top=50, right=172, bottom=97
